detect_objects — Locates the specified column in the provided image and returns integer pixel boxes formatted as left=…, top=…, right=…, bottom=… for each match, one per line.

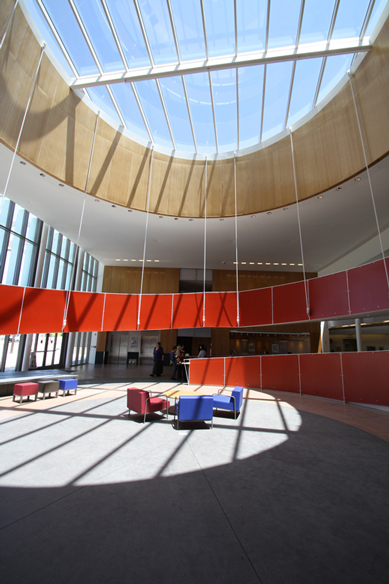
left=355, top=318, right=362, bottom=352
left=320, top=321, right=330, bottom=353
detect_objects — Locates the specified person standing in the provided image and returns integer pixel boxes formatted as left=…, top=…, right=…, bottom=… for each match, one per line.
left=198, top=344, right=206, bottom=358
left=150, top=341, right=164, bottom=377
left=170, top=345, right=177, bottom=380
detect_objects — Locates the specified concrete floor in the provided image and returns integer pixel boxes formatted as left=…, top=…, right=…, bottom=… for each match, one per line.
left=0, top=368, right=388, bottom=583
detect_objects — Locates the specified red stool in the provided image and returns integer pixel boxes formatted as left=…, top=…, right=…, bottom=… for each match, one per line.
left=13, top=382, right=39, bottom=404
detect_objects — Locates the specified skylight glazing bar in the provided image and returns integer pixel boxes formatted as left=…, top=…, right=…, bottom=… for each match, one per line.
left=73, top=41, right=371, bottom=89
left=360, top=0, right=376, bottom=39
left=328, top=0, right=341, bottom=42
left=284, top=62, right=296, bottom=129
left=133, top=0, right=155, bottom=66
left=200, top=0, right=209, bottom=60
left=36, top=0, right=78, bottom=77
left=313, top=58, right=326, bottom=107
left=155, top=79, right=176, bottom=150
left=236, top=69, right=240, bottom=149
left=106, top=86, right=126, bottom=127
left=68, top=0, right=103, bottom=74
left=130, top=82, right=153, bottom=144
left=208, top=72, right=219, bottom=153
left=100, top=0, right=128, bottom=70
left=166, top=0, right=181, bottom=63
left=260, top=65, right=267, bottom=142
left=234, top=0, right=238, bottom=56
left=265, top=0, right=271, bottom=52
left=182, top=76, right=198, bottom=153
left=296, top=0, right=306, bottom=46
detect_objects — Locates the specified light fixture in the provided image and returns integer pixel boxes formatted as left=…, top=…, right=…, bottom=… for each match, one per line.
left=128, top=209, right=132, bottom=212
left=131, top=259, right=136, bottom=262
left=241, top=262, right=246, bottom=265
left=273, top=263, right=279, bottom=265
left=220, top=218, right=224, bottom=221
left=40, top=173, right=45, bottom=177
left=267, top=211, right=272, bottom=215
left=20, top=161, right=26, bottom=165
left=111, top=205, right=116, bottom=208
left=354, top=177, right=361, bottom=181
left=290, top=263, right=295, bottom=266
left=123, top=259, right=128, bottom=262
left=233, top=262, right=238, bottom=265
left=59, top=183, right=64, bottom=187
left=251, top=215, right=256, bottom=218
left=146, top=259, right=152, bottom=262
left=283, top=207, right=288, bottom=211
left=249, top=262, right=254, bottom=265
left=94, top=199, right=100, bottom=202
left=154, top=260, right=159, bottom=262
left=174, top=217, right=178, bottom=220
left=115, top=259, right=120, bottom=261
left=282, top=263, right=287, bottom=265
left=336, top=186, right=342, bottom=191
left=139, top=259, right=143, bottom=262
left=298, top=263, right=303, bottom=266
left=266, top=262, right=271, bottom=265
left=189, top=219, right=193, bottom=221
left=159, top=215, right=163, bottom=218
left=317, top=195, right=323, bottom=199
left=257, top=262, right=262, bottom=265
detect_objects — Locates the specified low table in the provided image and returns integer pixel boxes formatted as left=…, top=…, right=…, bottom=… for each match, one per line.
left=38, top=380, right=60, bottom=400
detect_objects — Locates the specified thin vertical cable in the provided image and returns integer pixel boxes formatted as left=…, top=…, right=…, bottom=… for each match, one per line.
left=0, top=44, right=46, bottom=217
left=0, top=0, right=19, bottom=49
left=62, top=111, right=100, bottom=331
left=203, top=157, right=208, bottom=327
left=289, top=129, right=310, bottom=317
left=234, top=153, right=240, bottom=326
left=137, top=147, right=154, bottom=329
left=348, top=72, right=389, bottom=293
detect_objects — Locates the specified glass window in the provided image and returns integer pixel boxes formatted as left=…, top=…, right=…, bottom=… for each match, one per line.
left=19, top=240, right=37, bottom=287
left=137, top=0, right=179, bottom=65
left=86, top=85, right=122, bottom=126
left=236, top=0, right=268, bottom=53
left=238, top=65, right=264, bottom=150
left=268, top=0, right=301, bottom=49
left=299, top=0, right=335, bottom=45
left=0, top=198, right=12, bottom=228
left=5, top=233, right=23, bottom=285
left=135, top=79, right=174, bottom=148
left=11, top=204, right=26, bottom=236
left=170, top=0, right=206, bottom=61
left=184, top=72, right=217, bottom=153
left=317, top=54, right=353, bottom=104
left=332, top=0, right=371, bottom=40
left=159, top=76, right=195, bottom=152
left=262, top=61, right=294, bottom=141
left=203, top=0, right=235, bottom=58
left=41, top=0, right=99, bottom=76
left=74, top=0, right=124, bottom=72
left=110, top=83, right=150, bottom=140
left=211, top=68, right=237, bottom=153
left=365, top=0, right=388, bottom=37
left=287, top=58, right=323, bottom=126
left=104, top=0, right=150, bottom=69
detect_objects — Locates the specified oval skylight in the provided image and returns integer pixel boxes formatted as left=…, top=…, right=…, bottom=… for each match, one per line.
left=24, top=0, right=387, bottom=156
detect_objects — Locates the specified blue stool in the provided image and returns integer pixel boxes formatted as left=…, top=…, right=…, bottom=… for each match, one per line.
left=59, top=378, right=78, bottom=397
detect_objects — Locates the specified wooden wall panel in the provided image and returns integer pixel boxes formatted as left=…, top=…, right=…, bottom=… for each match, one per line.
left=184, top=161, right=205, bottom=217
left=211, top=328, right=230, bottom=356
left=107, top=141, right=133, bottom=206
left=220, top=159, right=235, bottom=216
left=273, top=140, right=295, bottom=208
left=127, top=149, right=151, bottom=210
left=206, top=160, right=221, bottom=218
left=102, top=266, right=179, bottom=295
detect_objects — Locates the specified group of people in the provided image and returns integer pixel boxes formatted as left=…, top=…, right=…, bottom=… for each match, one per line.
left=150, top=342, right=207, bottom=380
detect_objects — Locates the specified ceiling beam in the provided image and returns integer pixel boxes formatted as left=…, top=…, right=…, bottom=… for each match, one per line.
left=72, top=38, right=370, bottom=89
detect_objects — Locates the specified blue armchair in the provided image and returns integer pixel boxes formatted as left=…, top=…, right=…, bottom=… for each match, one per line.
left=212, top=386, right=244, bottom=419
left=176, top=395, right=214, bottom=429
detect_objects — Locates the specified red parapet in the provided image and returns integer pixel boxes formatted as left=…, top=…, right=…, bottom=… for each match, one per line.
left=102, top=293, right=138, bottom=331
left=64, top=291, right=105, bottom=332
left=347, top=259, right=389, bottom=314
left=273, top=281, right=309, bottom=324
left=262, top=354, right=300, bottom=393
left=19, top=288, right=66, bottom=334
left=299, top=353, right=343, bottom=400
left=172, top=292, right=203, bottom=328
left=225, top=356, right=261, bottom=388
left=138, top=294, right=173, bottom=330
left=189, top=357, right=225, bottom=386
left=239, top=288, right=272, bottom=327
left=0, top=285, right=25, bottom=334
left=308, top=271, right=350, bottom=320
left=341, top=351, right=389, bottom=406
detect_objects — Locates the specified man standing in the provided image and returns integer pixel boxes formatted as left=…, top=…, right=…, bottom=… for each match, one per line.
left=150, top=341, right=164, bottom=377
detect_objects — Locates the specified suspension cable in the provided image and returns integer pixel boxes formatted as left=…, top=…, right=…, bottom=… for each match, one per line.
left=289, top=129, right=310, bottom=317
left=203, top=156, right=208, bottom=327
left=62, top=111, right=100, bottom=331
left=0, top=44, right=46, bottom=218
left=0, top=0, right=19, bottom=50
left=348, top=71, right=389, bottom=293
left=137, top=146, right=154, bottom=329
left=234, top=152, right=240, bottom=326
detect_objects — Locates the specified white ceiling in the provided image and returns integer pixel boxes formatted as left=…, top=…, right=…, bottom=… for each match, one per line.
left=1, top=141, right=389, bottom=275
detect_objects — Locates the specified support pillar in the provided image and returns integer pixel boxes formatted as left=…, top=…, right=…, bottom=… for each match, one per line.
left=320, top=321, right=330, bottom=353
left=355, top=318, right=363, bottom=352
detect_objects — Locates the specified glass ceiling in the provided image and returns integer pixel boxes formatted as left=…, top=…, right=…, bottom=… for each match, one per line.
left=24, top=0, right=387, bottom=155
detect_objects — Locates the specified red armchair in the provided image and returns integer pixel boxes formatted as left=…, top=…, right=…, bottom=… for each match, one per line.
left=127, top=388, right=169, bottom=423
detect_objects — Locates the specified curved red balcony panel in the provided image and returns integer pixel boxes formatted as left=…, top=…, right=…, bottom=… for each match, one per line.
left=19, top=288, right=66, bottom=334
left=348, top=259, right=389, bottom=315
left=138, top=294, right=173, bottom=330
left=299, top=353, right=343, bottom=401
left=239, top=288, right=272, bottom=327
left=262, top=354, right=300, bottom=393
left=172, top=292, right=203, bottom=329
left=341, top=351, right=389, bottom=406
left=0, top=285, right=25, bottom=334
left=63, top=291, right=105, bottom=332
left=189, top=357, right=225, bottom=386
left=225, top=356, right=261, bottom=388
left=308, top=272, right=350, bottom=320
left=272, top=281, right=309, bottom=324
left=102, top=293, right=138, bottom=331
left=204, top=291, right=237, bottom=327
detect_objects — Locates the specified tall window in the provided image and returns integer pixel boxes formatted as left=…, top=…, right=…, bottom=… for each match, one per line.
left=41, top=227, right=77, bottom=290
left=81, top=252, right=99, bottom=292
left=0, top=199, right=42, bottom=286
